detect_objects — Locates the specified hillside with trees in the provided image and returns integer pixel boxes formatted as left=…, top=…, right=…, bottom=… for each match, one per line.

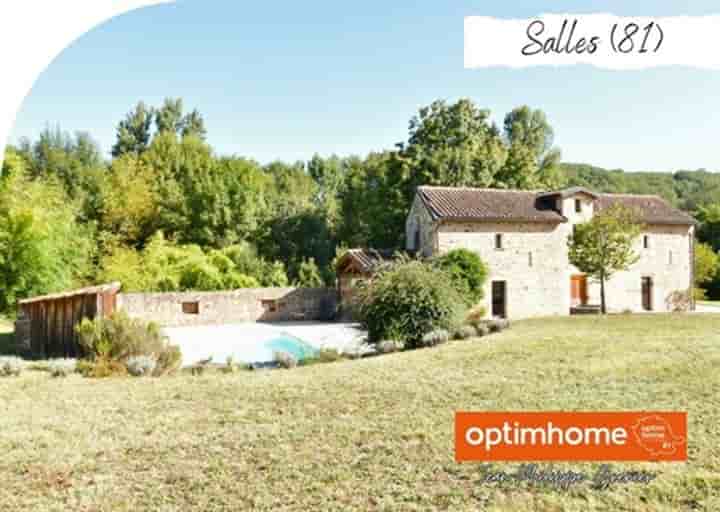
left=2, top=97, right=719, bottom=312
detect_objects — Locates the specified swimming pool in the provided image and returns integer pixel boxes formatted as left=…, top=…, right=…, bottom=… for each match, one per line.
left=162, top=322, right=364, bottom=367
left=264, top=335, right=318, bottom=361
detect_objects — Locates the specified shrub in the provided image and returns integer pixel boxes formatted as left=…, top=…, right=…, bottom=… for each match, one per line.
left=155, top=344, right=182, bottom=376
left=127, top=355, right=157, bottom=377
left=473, top=323, right=490, bottom=337
left=317, top=348, right=343, bottom=362
left=465, top=304, right=487, bottom=325
left=376, top=340, right=403, bottom=354
left=357, top=260, right=465, bottom=348
left=453, top=325, right=477, bottom=340
left=274, top=351, right=298, bottom=369
left=79, top=358, right=128, bottom=378
left=420, top=329, right=450, bottom=347
left=487, top=319, right=510, bottom=333
left=433, top=249, right=488, bottom=305
left=76, top=312, right=181, bottom=377
left=223, top=355, right=238, bottom=374
left=48, top=359, right=77, bottom=378
left=0, top=356, right=23, bottom=377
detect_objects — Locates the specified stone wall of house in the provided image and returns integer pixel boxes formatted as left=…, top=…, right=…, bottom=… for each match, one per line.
left=406, top=195, right=436, bottom=257
left=418, top=191, right=693, bottom=319
left=587, top=224, right=694, bottom=313
left=116, top=288, right=338, bottom=327
left=437, top=220, right=572, bottom=319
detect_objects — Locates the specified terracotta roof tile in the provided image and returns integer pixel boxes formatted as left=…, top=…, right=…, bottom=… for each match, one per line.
left=417, top=186, right=566, bottom=223
left=597, top=194, right=696, bottom=226
left=416, top=186, right=695, bottom=226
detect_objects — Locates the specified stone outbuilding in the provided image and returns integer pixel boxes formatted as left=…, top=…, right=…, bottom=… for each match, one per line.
left=405, top=186, right=696, bottom=319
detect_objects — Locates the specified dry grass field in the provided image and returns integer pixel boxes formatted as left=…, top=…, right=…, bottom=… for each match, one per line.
left=0, top=314, right=719, bottom=511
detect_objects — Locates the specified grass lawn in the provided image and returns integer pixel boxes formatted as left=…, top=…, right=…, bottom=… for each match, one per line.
left=698, top=300, right=720, bottom=307
left=1, top=315, right=719, bottom=511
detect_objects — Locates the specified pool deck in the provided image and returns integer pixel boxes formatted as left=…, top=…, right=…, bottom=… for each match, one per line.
left=162, top=321, right=368, bottom=366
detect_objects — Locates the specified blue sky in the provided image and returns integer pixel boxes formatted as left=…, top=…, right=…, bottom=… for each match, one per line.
left=10, top=0, right=720, bottom=172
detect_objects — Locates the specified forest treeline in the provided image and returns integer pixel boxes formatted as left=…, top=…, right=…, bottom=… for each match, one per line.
left=1, top=97, right=719, bottom=312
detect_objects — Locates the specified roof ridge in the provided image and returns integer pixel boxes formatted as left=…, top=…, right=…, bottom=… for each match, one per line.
left=599, top=192, right=663, bottom=199
left=418, top=185, right=543, bottom=193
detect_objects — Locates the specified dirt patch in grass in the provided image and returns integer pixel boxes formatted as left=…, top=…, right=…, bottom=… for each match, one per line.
left=0, top=315, right=719, bottom=511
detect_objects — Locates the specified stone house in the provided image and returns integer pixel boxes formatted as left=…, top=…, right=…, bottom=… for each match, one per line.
left=405, top=186, right=696, bottom=319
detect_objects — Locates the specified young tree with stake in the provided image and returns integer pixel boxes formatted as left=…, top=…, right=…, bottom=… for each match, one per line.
left=568, top=204, right=642, bottom=314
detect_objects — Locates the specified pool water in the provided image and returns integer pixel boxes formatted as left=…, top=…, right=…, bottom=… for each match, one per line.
left=265, top=335, right=318, bottom=361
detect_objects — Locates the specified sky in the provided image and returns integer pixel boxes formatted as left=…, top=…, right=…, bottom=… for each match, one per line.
left=10, top=0, right=720, bottom=172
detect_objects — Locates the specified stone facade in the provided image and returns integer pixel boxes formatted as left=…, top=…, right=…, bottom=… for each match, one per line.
left=116, top=288, right=338, bottom=327
left=407, top=189, right=694, bottom=319
left=406, top=194, right=437, bottom=257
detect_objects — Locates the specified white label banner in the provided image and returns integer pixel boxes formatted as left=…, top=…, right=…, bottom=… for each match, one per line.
left=464, top=14, right=720, bottom=70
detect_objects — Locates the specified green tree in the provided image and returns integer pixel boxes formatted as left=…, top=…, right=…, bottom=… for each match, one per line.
left=694, top=242, right=719, bottom=299
left=182, top=109, right=207, bottom=140
left=696, top=203, right=720, bottom=252
left=100, top=155, right=160, bottom=247
left=155, top=98, right=185, bottom=135
left=401, top=98, right=507, bottom=189
left=296, top=258, right=324, bottom=287
left=433, top=249, right=488, bottom=305
left=0, top=167, right=95, bottom=311
left=568, top=205, right=642, bottom=314
left=498, top=106, right=562, bottom=189
left=112, top=101, right=154, bottom=157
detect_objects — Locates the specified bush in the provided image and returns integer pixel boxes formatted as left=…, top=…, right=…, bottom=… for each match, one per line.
left=0, top=356, right=23, bottom=377
left=465, top=304, right=487, bottom=325
left=473, top=323, right=490, bottom=337
left=433, top=249, right=488, bottom=305
left=453, top=325, right=477, bottom=340
left=376, top=340, right=403, bottom=354
left=48, top=359, right=77, bottom=378
left=358, top=260, right=465, bottom=348
left=75, top=312, right=181, bottom=377
left=154, top=344, right=182, bottom=376
left=127, top=355, right=157, bottom=377
left=222, top=355, right=238, bottom=374
left=317, top=348, right=343, bottom=362
left=78, top=358, right=128, bottom=378
left=274, top=351, right=298, bottom=369
left=420, top=329, right=450, bottom=347
left=487, top=319, right=510, bottom=333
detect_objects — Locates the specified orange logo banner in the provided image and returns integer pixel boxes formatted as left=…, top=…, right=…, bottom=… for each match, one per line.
left=455, top=412, right=686, bottom=462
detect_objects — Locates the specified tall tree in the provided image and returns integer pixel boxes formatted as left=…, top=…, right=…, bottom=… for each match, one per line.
left=401, top=98, right=507, bottom=189
left=694, top=242, right=720, bottom=299
left=182, top=109, right=207, bottom=140
left=696, top=203, right=720, bottom=252
left=112, top=102, right=153, bottom=157
left=568, top=205, right=642, bottom=314
left=499, top=105, right=562, bottom=189
left=155, top=98, right=185, bottom=135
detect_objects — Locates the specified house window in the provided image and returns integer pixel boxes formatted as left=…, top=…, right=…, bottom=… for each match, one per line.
left=528, top=251, right=533, bottom=267
left=414, top=228, right=420, bottom=251
left=261, top=299, right=278, bottom=313
left=575, top=199, right=582, bottom=213
left=668, top=250, right=674, bottom=265
left=182, top=302, right=199, bottom=315
left=495, top=233, right=503, bottom=250
left=643, top=235, right=649, bottom=249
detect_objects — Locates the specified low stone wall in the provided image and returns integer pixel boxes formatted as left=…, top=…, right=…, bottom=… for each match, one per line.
left=116, top=288, right=338, bottom=327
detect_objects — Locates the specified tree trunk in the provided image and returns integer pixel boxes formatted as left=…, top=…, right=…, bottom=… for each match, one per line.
left=600, top=271, right=607, bottom=314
